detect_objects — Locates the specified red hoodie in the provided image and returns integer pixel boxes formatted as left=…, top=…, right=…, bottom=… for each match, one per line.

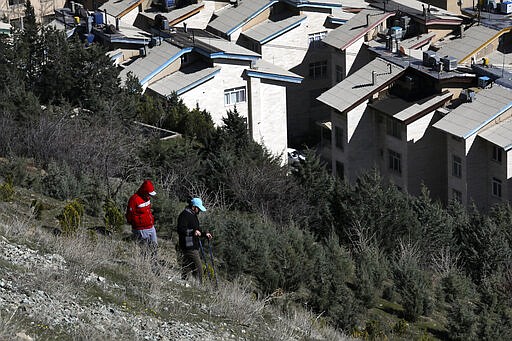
left=126, top=180, right=156, bottom=230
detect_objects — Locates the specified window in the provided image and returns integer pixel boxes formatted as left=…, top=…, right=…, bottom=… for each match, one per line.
left=336, top=65, right=344, bottom=83
left=224, top=87, right=246, bottom=106
left=492, top=177, right=502, bottom=198
left=388, top=149, right=401, bottom=174
left=336, top=161, right=344, bottom=180
left=386, top=117, right=401, bottom=139
left=335, top=126, right=344, bottom=150
left=492, top=146, right=502, bottom=163
left=452, top=188, right=462, bottom=202
left=308, top=31, right=326, bottom=48
left=309, top=61, right=327, bottom=80
left=452, top=155, right=462, bottom=178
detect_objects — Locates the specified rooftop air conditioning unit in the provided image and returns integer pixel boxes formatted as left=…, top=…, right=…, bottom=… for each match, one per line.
left=460, top=89, right=476, bottom=103
left=440, top=56, right=458, bottom=71
left=423, top=50, right=437, bottom=66
left=501, top=1, right=512, bottom=13
left=478, top=76, right=490, bottom=88
left=389, top=26, right=403, bottom=40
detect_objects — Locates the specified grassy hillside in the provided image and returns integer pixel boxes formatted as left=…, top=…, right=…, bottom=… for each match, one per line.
left=0, top=185, right=350, bottom=340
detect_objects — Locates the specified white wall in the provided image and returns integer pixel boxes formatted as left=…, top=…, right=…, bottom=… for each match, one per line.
left=407, top=112, right=433, bottom=143
left=347, top=101, right=366, bottom=142
left=180, top=62, right=249, bottom=126
left=260, top=11, right=331, bottom=71
left=254, top=79, right=288, bottom=159
left=345, top=36, right=364, bottom=76
left=179, top=61, right=288, bottom=159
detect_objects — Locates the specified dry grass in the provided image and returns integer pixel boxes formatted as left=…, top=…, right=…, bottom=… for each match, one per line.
left=0, top=214, right=352, bottom=340
left=0, top=310, right=22, bottom=340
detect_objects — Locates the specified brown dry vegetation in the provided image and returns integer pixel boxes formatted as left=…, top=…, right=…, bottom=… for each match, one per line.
left=0, top=187, right=351, bottom=341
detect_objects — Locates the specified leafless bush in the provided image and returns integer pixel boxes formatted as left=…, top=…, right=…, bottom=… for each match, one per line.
left=269, top=307, right=353, bottom=341
left=207, top=278, right=268, bottom=325
left=185, top=180, right=229, bottom=211
left=431, top=247, right=462, bottom=278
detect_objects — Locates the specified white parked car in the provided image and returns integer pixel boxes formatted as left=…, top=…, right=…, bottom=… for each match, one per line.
left=287, top=148, right=306, bottom=166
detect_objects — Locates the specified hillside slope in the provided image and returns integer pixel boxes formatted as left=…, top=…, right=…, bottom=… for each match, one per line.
left=0, top=187, right=350, bottom=341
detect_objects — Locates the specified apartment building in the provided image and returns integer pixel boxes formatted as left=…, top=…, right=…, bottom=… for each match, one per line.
left=119, top=27, right=302, bottom=159
left=206, top=0, right=352, bottom=145
left=433, top=85, right=512, bottom=209
left=317, top=56, right=455, bottom=197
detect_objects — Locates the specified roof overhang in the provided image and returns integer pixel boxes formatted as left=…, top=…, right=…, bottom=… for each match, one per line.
left=340, top=12, right=395, bottom=50
left=174, top=69, right=221, bottom=95
left=281, top=0, right=343, bottom=9
left=464, top=101, right=512, bottom=139
left=245, top=70, right=303, bottom=83
left=260, top=16, right=306, bottom=44
left=139, top=46, right=193, bottom=86
left=226, top=0, right=279, bottom=36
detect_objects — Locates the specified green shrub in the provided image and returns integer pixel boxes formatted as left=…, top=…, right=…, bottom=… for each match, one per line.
left=57, top=199, right=84, bottom=235
left=0, top=175, right=14, bottom=201
left=103, top=198, right=124, bottom=233
left=392, top=241, right=432, bottom=322
left=446, top=298, right=479, bottom=340
left=352, top=239, right=389, bottom=308
left=392, top=319, right=409, bottom=336
left=42, top=161, right=79, bottom=200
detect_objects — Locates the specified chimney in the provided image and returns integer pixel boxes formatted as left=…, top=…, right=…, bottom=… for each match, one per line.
left=183, top=22, right=187, bottom=33
left=372, top=71, right=376, bottom=85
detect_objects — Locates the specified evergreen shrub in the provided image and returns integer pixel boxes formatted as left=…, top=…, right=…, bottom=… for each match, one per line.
left=42, top=161, right=79, bottom=200
left=0, top=175, right=14, bottom=201
left=392, top=241, right=432, bottom=321
left=57, top=199, right=84, bottom=235
left=103, top=198, right=124, bottom=233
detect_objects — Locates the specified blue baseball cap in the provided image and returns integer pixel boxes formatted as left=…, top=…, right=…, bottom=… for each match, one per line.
left=190, top=197, right=206, bottom=212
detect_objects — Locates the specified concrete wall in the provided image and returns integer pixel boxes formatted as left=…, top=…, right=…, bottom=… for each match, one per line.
left=180, top=61, right=249, bottom=126
left=0, top=0, right=66, bottom=23
left=250, top=78, right=288, bottom=159
left=179, top=61, right=288, bottom=159
left=467, top=137, right=509, bottom=210
left=331, top=110, right=348, bottom=179
left=446, top=134, right=467, bottom=204
left=406, top=112, right=447, bottom=199
left=346, top=104, right=378, bottom=183
left=257, top=11, right=333, bottom=144
left=345, top=36, right=365, bottom=76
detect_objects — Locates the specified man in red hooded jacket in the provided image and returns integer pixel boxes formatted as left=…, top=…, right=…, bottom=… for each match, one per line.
left=126, top=180, right=158, bottom=253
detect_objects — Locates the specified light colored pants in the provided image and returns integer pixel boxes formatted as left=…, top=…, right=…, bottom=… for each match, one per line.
left=133, top=227, right=158, bottom=260
left=132, top=226, right=158, bottom=244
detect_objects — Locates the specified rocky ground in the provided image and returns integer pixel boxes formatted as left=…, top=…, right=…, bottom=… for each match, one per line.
left=0, top=220, right=349, bottom=341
